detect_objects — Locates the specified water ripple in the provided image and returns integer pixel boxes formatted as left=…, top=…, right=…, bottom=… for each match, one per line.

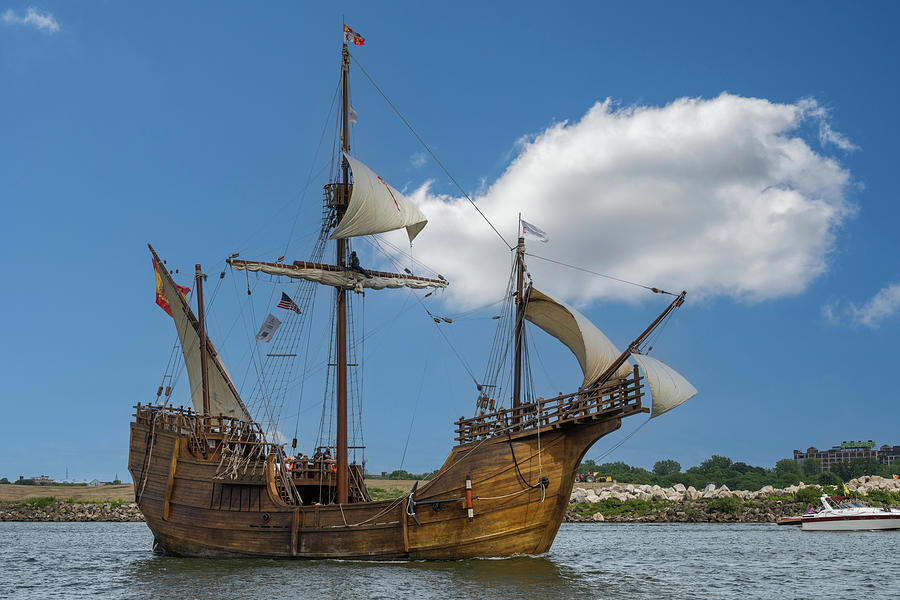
left=0, top=522, right=898, bottom=599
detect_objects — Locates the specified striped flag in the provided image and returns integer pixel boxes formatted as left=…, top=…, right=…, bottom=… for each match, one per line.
left=277, top=292, right=301, bottom=314
left=153, top=260, right=190, bottom=317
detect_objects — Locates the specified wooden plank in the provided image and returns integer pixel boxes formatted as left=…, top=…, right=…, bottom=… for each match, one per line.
left=401, top=499, right=409, bottom=553
left=290, top=508, right=300, bottom=557
left=163, top=437, right=181, bottom=521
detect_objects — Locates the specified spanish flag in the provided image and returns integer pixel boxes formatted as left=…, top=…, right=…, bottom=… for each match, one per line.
left=154, top=260, right=190, bottom=317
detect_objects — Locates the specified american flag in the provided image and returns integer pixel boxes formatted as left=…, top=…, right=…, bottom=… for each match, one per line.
left=277, top=292, right=301, bottom=314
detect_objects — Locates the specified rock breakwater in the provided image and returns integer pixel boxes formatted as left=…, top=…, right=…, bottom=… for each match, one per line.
left=0, top=500, right=144, bottom=522
left=564, top=475, right=900, bottom=523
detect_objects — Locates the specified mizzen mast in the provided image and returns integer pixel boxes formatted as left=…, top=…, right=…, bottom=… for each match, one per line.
left=195, top=263, right=211, bottom=415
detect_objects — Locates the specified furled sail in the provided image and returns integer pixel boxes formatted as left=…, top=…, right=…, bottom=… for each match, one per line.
left=228, top=259, right=448, bottom=293
left=630, top=353, right=697, bottom=418
left=152, top=249, right=252, bottom=421
left=330, top=153, right=428, bottom=242
left=524, top=288, right=632, bottom=387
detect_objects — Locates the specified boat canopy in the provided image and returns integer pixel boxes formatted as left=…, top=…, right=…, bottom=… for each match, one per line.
left=228, top=259, right=448, bottom=293
left=630, top=353, right=698, bottom=418
left=154, top=252, right=251, bottom=421
left=524, top=288, right=633, bottom=387
left=330, top=153, right=428, bottom=243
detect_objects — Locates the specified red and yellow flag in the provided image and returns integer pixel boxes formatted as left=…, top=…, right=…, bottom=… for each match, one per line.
left=343, top=24, right=365, bottom=46
left=153, top=260, right=190, bottom=317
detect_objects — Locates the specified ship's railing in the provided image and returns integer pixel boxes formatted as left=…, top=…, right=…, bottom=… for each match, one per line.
left=453, top=365, right=646, bottom=445
left=133, top=404, right=269, bottom=457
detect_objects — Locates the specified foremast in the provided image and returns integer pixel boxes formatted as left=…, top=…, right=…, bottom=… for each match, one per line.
left=512, top=229, right=525, bottom=426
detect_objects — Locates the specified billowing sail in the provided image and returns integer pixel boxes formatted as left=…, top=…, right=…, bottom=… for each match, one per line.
left=524, top=288, right=632, bottom=387
left=331, top=154, right=427, bottom=242
left=228, top=259, right=448, bottom=293
left=630, top=353, right=697, bottom=418
left=152, top=249, right=251, bottom=421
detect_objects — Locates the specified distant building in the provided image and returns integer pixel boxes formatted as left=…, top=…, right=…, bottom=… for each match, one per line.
left=32, top=475, right=54, bottom=485
left=793, top=440, right=900, bottom=472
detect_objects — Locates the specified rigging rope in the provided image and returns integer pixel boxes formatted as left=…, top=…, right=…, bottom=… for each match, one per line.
left=348, top=51, right=512, bottom=252
left=591, top=417, right=652, bottom=464
left=524, top=252, right=677, bottom=296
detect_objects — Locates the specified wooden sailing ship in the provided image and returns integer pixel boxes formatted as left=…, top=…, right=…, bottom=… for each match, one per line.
left=129, top=40, right=698, bottom=559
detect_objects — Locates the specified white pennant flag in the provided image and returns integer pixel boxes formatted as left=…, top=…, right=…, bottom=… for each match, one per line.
left=348, top=104, right=358, bottom=124
left=255, top=313, right=281, bottom=342
left=521, top=219, right=549, bottom=243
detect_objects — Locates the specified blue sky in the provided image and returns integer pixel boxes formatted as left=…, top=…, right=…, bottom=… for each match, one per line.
left=2, top=2, right=899, bottom=482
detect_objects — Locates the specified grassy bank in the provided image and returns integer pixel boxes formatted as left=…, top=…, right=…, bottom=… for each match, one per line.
left=0, top=480, right=420, bottom=503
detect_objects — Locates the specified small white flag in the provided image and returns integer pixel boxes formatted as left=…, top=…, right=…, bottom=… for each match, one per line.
left=255, top=313, right=281, bottom=342
left=521, top=219, right=549, bottom=243
left=348, top=104, right=358, bottom=124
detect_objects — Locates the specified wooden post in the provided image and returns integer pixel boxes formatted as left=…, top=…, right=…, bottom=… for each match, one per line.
left=195, top=264, right=210, bottom=415
left=335, top=44, right=351, bottom=505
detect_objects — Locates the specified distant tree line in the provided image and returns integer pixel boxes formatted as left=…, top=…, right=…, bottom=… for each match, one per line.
left=578, top=455, right=900, bottom=488
left=367, top=469, right=437, bottom=480
left=0, top=477, right=122, bottom=486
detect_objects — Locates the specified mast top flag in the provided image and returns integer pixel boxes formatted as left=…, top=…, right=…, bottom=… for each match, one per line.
left=343, top=25, right=365, bottom=46
left=521, top=219, right=549, bottom=243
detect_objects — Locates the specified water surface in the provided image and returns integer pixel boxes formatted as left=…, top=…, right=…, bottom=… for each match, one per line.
left=1, top=522, right=896, bottom=599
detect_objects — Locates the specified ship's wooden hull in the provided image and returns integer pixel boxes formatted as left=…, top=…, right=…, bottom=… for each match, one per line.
left=128, top=416, right=622, bottom=559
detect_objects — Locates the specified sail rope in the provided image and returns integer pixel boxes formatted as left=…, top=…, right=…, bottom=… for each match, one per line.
left=348, top=51, right=512, bottom=252
left=411, top=291, right=479, bottom=387
left=224, top=76, right=342, bottom=264
left=399, top=329, right=435, bottom=471
left=524, top=252, right=677, bottom=296
left=589, top=417, right=652, bottom=465
left=276, top=75, right=342, bottom=261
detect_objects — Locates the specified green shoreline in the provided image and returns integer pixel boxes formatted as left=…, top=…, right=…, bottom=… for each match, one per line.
left=3, top=476, right=897, bottom=523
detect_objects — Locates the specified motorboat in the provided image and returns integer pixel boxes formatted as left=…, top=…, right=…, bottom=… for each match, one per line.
left=801, top=495, right=900, bottom=531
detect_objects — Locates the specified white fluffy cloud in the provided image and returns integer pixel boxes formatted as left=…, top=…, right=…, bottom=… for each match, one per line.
left=2, top=8, right=60, bottom=33
left=384, top=93, right=855, bottom=308
left=823, top=283, right=900, bottom=328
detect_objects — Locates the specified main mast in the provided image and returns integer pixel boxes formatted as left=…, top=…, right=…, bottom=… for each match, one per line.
left=335, top=43, right=350, bottom=504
